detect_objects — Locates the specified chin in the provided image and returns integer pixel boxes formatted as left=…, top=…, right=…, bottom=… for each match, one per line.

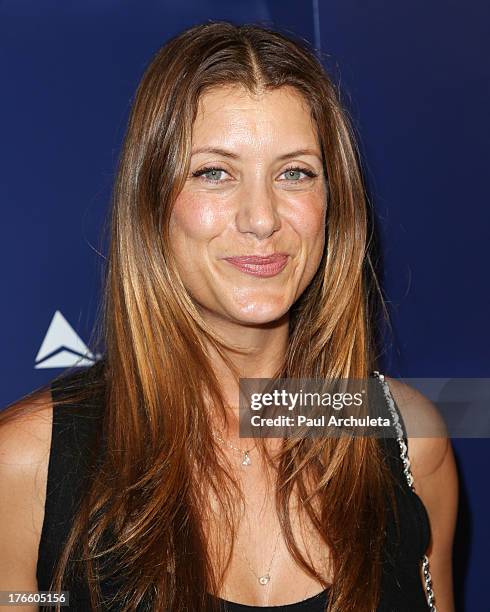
left=228, top=303, right=289, bottom=326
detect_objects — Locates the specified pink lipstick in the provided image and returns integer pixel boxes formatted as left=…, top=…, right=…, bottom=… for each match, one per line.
left=223, top=254, right=289, bottom=278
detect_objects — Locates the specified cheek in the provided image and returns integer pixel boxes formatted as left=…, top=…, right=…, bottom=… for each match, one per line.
left=170, top=192, right=226, bottom=245
left=288, top=194, right=326, bottom=243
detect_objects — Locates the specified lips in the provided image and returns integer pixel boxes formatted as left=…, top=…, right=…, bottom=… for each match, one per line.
left=223, top=253, right=289, bottom=278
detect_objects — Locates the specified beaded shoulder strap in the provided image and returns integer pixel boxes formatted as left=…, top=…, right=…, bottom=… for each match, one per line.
left=372, top=371, right=437, bottom=612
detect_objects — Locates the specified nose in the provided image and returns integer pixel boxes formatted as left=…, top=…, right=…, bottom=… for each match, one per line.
left=235, top=181, right=281, bottom=240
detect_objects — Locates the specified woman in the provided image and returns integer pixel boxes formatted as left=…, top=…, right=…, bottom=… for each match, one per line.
left=0, top=21, right=457, bottom=612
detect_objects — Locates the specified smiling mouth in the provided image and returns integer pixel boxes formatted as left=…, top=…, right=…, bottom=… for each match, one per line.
left=223, top=254, right=289, bottom=278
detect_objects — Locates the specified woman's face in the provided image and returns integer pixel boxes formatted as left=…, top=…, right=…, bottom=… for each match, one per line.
left=169, top=85, right=327, bottom=326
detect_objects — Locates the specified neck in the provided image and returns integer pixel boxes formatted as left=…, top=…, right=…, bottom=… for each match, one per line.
left=198, top=308, right=289, bottom=438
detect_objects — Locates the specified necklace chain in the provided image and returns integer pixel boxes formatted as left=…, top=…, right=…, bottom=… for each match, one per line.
left=237, top=527, right=282, bottom=590
left=212, top=431, right=256, bottom=466
left=212, top=430, right=321, bottom=602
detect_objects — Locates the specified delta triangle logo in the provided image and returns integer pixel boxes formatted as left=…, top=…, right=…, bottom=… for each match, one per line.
left=34, top=310, right=102, bottom=369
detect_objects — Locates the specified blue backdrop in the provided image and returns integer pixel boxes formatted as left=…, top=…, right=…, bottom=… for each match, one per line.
left=1, top=2, right=488, bottom=609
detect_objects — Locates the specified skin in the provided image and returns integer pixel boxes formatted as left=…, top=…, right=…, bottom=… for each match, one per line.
left=0, top=85, right=457, bottom=610
left=169, top=85, right=335, bottom=604
left=169, top=84, right=327, bottom=411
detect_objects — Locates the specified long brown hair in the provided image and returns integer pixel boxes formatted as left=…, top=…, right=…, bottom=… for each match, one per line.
left=2, top=21, right=397, bottom=611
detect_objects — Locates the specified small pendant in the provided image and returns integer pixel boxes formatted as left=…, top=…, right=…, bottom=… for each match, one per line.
left=258, top=574, right=270, bottom=585
left=241, top=451, right=251, bottom=466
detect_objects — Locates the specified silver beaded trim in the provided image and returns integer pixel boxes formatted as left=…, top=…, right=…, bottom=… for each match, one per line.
left=373, top=371, right=437, bottom=612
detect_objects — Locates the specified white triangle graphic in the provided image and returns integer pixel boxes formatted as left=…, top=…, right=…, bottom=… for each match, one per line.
left=35, top=310, right=96, bottom=369
left=35, top=350, right=96, bottom=369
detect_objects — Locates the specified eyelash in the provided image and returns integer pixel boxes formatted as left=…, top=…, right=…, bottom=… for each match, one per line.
left=191, top=165, right=318, bottom=184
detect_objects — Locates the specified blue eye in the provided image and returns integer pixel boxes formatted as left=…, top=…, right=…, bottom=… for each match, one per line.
left=281, top=166, right=318, bottom=181
left=192, top=166, right=229, bottom=183
left=191, top=164, right=318, bottom=184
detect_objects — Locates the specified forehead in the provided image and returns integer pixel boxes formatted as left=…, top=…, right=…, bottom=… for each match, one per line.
left=192, top=85, right=319, bottom=150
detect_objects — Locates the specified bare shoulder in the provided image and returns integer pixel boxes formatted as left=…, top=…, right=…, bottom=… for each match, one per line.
left=384, top=375, right=449, bottom=480
left=0, top=387, right=54, bottom=591
left=0, top=388, right=54, bottom=465
left=384, top=375, right=458, bottom=611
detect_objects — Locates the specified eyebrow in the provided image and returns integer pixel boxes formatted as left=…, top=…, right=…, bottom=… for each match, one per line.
left=190, top=146, right=323, bottom=163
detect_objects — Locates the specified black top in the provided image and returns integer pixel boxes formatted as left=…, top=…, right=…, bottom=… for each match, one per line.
left=36, top=364, right=431, bottom=611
